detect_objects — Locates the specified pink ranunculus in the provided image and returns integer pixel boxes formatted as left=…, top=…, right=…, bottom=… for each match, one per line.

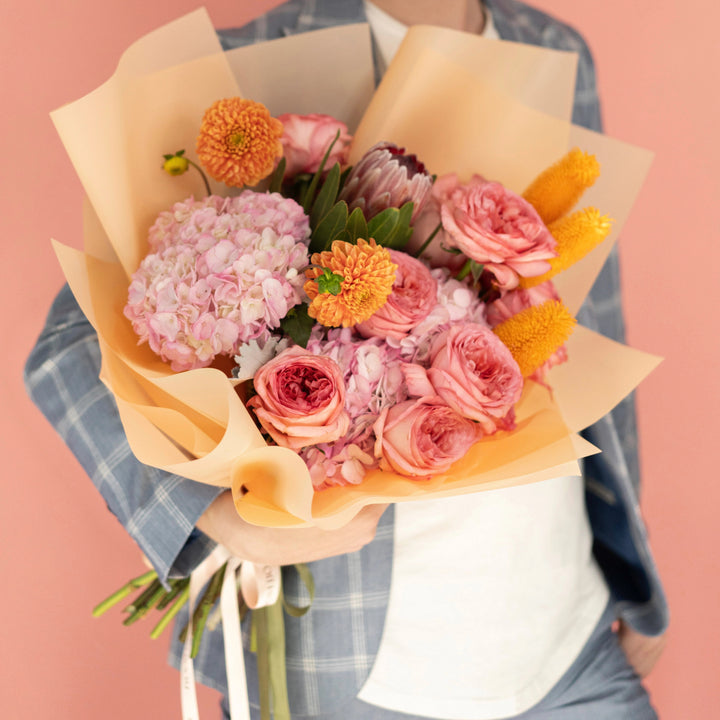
left=373, top=396, right=480, bottom=477
left=277, top=113, right=352, bottom=178
left=406, top=173, right=467, bottom=272
left=486, top=280, right=568, bottom=381
left=440, top=177, right=557, bottom=289
left=356, top=250, right=438, bottom=340
left=247, top=346, right=350, bottom=450
left=427, top=324, right=523, bottom=433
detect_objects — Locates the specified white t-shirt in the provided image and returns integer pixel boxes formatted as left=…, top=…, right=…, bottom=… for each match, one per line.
left=356, top=5, right=609, bottom=718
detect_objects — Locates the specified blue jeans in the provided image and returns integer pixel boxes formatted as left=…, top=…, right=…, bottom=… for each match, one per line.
left=221, top=601, right=657, bottom=720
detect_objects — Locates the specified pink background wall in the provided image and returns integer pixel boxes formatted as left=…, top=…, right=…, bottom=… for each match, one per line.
left=2, top=1, right=717, bottom=718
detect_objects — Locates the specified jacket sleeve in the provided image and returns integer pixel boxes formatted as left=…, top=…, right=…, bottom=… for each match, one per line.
left=24, top=284, right=224, bottom=583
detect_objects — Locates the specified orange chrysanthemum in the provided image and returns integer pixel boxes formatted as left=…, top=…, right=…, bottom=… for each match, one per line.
left=196, top=98, right=283, bottom=188
left=304, top=239, right=397, bottom=327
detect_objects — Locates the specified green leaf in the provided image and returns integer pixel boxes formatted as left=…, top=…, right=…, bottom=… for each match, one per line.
left=367, top=207, right=400, bottom=246
left=176, top=149, right=186, bottom=157
left=268, top=157, right=286, bottom=194
left=279, top=304, right=315, bottom=348
left=339, top=165, right=353, bottom=192
left=309, top=201, right=348, bottom=254
left=310, top=162, right=341, bottom=230
left=316, top=268, right=343, bottom=295
left=382, top=201, right=415, bottom=249
left=302, top=129, right=342, bottom=213
left=470, top=261, right=485, bottom=284
left=346, top=207, right=369, bottom=242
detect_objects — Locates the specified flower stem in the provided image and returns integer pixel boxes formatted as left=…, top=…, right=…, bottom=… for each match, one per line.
left=413, top=222, right=442, bottom=258
left=92, top=569, right=158, bottom=618
left=150, top=583, right=191, bottom=640
left=123, top=579, right=166, bottom=626
left=456, top=258, right=472, bottom=281
left=187, top=159, right=212, bottom=197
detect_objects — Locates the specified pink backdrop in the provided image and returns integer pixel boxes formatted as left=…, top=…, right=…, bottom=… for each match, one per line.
left=2, top=1, right=717, bottom=718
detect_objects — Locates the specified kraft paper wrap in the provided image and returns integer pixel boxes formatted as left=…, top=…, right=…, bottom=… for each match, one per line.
left=51, top=9, right=660, bottom=529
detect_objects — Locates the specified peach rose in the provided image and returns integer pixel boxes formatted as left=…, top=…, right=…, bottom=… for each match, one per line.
left=356, top=250, right=438, bottom=340
left=247, top=346, right=350, bottom=449
left=440, top=178, right=557, bottom=289
left=373, top=396, right=480, bottom=477
left=427, top=324, right=523, bottom=433
left=277, top=113, right=351, bottom=178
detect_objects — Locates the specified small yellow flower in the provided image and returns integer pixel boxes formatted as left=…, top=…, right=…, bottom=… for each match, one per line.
left=493, top=300, right=576, bottom=377
left=162, top=155, right=189, bottom=176
left=304, top=239, right=397, bottom=327
left=196, top=98, right=284, bottom=188
left=522, top=148, right=600, bottom=225
left=520, top=208, right=613, bottom=289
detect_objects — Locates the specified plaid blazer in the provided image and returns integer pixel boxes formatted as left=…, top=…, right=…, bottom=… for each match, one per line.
left=25, top=0, right=668, bottom=715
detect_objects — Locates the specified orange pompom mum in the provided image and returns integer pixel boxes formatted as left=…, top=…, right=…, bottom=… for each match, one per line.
left=196, top=98, right=284, bottom=188
left=304, top=239, right=397, bottom=327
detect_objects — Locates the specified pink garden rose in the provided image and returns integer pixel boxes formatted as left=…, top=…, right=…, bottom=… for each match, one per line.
left=373, top=396, right=480, bottom=477
left=426, top=323, right=523, bottom=433
left=356, top=250, right=438, bottom=340
left=440, top=177, right=557, bottom=289
left=247, top=346, right=350, bottom=449
left=277, top=113, right=352, bottom=178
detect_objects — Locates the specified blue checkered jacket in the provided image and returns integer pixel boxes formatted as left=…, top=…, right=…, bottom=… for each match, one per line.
left=25, top=0, right=668, bottom=715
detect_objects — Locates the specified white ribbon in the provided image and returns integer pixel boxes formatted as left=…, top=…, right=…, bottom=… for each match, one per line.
left=180, top=548, right=281, bottom=720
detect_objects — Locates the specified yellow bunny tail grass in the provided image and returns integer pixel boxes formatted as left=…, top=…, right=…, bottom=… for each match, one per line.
left=519, top=208, right=613, bottom=289
left=522, top=149, right=600, bottom=225
left=493, top=300, right=577, bottom=378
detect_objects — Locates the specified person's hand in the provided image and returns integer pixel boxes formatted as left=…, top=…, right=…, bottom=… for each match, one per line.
left=617, top=620, right=667, bottom=678
left=197, top=490, right=389, bottom=566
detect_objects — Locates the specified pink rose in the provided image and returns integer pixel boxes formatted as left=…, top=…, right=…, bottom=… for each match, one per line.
left=427, top=324, right=523, bottom=433
left=247, top=346, right=350, bottom=449
left=406, top=173, right=467, bottom=272
left=440, top=177, right=557, bottom=289
left=373, top=397, right=480, bottom=477
left=486, top=280, right=568, bottom=381
left=277, top=113, right=352, bottom=178
left=356, top=250, right=438, bottom=340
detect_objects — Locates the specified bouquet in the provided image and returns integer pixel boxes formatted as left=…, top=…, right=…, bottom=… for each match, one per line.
left=49, top=10, right=660, bottom=719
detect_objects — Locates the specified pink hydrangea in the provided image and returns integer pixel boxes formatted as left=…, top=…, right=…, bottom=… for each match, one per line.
left=125, top=192, right=311, bottom=371
left=306, top=328, right=407, bottom=418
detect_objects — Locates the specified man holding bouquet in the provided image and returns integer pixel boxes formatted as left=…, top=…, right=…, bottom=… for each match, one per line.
left=25, top=0, right=668, bottom=718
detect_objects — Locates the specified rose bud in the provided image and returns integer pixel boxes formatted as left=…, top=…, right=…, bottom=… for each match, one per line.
left=277, top=113, right=352, bottom=178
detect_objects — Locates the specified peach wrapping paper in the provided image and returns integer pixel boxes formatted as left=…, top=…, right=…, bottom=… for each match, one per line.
left=50, top=9, right=660, bottom=529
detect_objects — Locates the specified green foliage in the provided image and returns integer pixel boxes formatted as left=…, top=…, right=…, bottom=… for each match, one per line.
left=279, top=304, right=314, bottom=348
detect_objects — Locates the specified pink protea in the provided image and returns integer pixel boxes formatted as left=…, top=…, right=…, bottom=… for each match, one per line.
left=338, top=142, right=432, bottom=222
left=125, top=192, right=311, bottom=371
